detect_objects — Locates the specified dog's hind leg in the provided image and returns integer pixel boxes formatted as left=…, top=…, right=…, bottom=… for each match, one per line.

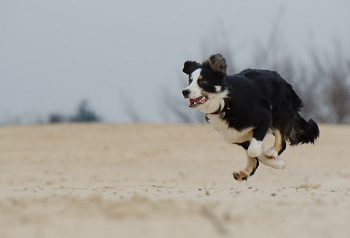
left=265, top=129, right=287, bottom=159
left=257, top=153, right=286, bottom=169
left=233, top=155, right=259, bottom=181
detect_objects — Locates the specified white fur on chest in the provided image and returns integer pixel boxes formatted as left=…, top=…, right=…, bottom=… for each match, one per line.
left=207, top=115, right=254, bottom=143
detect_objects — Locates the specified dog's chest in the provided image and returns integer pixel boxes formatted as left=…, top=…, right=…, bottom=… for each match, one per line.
left=206, top=115, right=253, bottom=143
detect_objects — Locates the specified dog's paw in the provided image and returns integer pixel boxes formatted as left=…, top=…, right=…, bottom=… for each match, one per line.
left=233, top=171, right=248, bottom=181
left=257, top=154, right=287, bottom=169
left=265, top=147, right=278, bottom=159
left=247, top=149, right=261, bottom=158
left=278, top=159, right=286, bottom=169
left=270, top=158, right=286, bottom=169
left=247, top=139, right=263, bottom=157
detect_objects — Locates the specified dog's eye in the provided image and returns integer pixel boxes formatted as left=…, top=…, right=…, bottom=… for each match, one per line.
left=199, top=79, right=208, bottom=85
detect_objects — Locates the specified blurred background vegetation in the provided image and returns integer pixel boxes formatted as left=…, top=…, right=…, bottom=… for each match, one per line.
left=48, top=100, right=102, bottom=123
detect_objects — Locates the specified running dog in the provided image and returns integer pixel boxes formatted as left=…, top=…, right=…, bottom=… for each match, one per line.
left=182, top=53, right=319, bottom=181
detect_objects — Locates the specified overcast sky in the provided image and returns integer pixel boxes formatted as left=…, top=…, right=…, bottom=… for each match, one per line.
left=1, top=0, right=349, bottom=124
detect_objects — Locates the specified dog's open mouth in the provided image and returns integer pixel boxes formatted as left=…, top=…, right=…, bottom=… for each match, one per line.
left=189, top=96, right=208, bottom=107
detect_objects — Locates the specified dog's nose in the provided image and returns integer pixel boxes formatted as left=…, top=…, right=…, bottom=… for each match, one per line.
left=182, top=89, right=190, bottom=98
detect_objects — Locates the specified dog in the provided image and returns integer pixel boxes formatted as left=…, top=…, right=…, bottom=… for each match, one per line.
left=182, top=53, right=319, bottom=181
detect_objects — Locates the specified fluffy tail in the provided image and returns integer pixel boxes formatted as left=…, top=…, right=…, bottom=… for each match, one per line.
left=288, top=113, right=320, bottom=146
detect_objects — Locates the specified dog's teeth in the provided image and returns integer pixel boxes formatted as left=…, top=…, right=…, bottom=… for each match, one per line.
left=199, top=97, right=206, bottom=103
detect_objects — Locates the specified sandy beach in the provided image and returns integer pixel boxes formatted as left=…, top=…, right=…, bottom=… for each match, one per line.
left=0, top=123, right=349, bottom=238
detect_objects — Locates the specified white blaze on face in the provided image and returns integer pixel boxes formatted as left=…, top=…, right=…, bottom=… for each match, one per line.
left=215, top=85, right=222, bottom=91
left=184, top=69, right=202, bottom=99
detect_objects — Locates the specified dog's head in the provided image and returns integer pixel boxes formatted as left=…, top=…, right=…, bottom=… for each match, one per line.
left=182, top=53, right=228, bottom=113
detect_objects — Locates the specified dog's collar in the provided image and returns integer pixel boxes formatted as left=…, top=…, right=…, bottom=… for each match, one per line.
left=209, top=99, right=230, bottom=115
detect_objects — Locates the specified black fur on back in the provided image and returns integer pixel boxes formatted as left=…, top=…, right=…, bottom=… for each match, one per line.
left=219, top=68, right=319, bottom=145
left=220, top=74, right=272, bottom=132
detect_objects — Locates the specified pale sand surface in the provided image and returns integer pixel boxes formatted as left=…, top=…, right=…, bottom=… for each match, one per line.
left=0, top=123, right=349, bottom=238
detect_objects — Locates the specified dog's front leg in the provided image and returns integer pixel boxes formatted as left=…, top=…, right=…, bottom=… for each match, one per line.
left=233, top=155, right=259, bottom=181
left=247, top=138, right=264, bottom=157
left=247, top=126, right=269, bottom=157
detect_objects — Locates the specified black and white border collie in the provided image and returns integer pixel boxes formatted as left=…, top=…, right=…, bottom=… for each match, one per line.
left=182, top=53, right=319, bottom=181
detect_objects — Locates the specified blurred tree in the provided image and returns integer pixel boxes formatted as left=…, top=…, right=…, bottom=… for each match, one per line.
left=309, top=41, right=350, bottom=123
left=47, top=100, right=102, bottom=124
left=48, top=113, right=67, bottom=123
left=70, top=100, right=102, bottom=122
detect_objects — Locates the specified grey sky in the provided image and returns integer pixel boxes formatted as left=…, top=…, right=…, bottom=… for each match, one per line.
left=1, top=0, right=349, bottom=123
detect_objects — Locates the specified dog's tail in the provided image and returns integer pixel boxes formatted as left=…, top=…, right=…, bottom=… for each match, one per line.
left=284, top=83, right=319, bottom=145
left=288, top=113, right=320, bottom=146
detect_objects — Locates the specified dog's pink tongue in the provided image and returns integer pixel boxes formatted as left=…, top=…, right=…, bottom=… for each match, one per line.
left=190, top=97, right=201, bottom=104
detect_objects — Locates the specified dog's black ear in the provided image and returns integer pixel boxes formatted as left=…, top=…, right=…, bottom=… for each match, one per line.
left=183, top=61, right=200, bottom=75
left=206, top=53, right=227, bottom=74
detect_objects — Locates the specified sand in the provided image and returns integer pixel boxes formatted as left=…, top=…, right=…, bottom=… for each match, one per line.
left=0, top=123, right=349, bottom=238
